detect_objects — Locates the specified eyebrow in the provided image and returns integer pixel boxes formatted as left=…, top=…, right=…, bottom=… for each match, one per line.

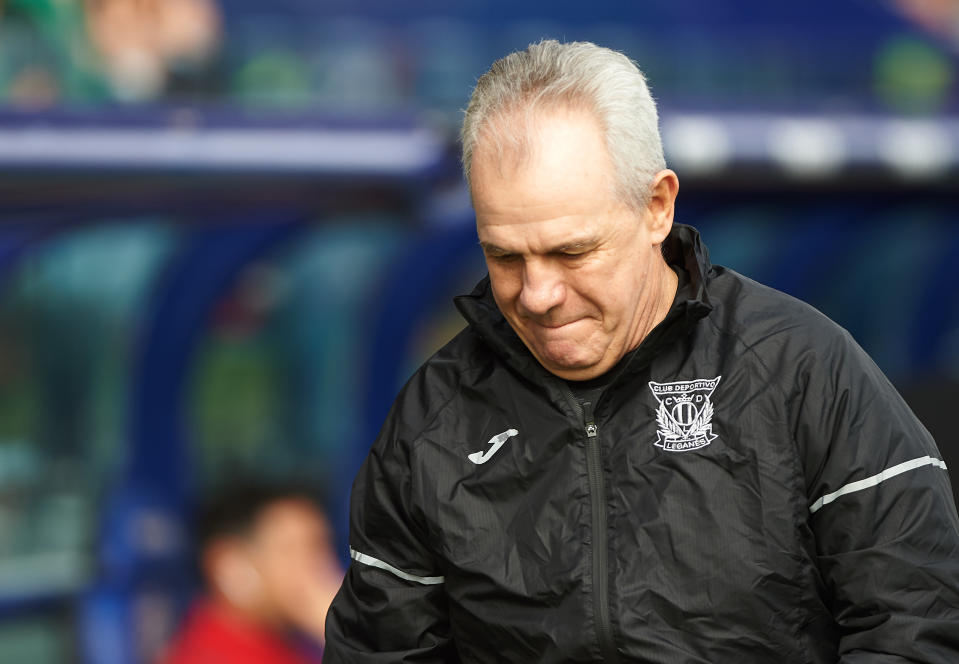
left=479, top=237, right=600, bottom=256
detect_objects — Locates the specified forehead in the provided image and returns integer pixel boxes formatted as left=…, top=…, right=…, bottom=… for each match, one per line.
left=471, top=107, right=624, bottom=250
left=472, top=106, right=611, bottom=200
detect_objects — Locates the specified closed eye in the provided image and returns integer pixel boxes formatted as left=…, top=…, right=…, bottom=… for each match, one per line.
left=553, top=238, right=599, bottom=257
left=480, top=241, right=519, bottom=262
left=552, top=247, right=593, bottom=261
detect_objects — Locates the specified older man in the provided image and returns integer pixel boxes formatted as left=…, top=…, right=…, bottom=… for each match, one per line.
left=324, top=41, right=959, bottom=662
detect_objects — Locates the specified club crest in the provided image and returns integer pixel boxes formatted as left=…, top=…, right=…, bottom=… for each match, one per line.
left=648, top=376, right=721, bottom=452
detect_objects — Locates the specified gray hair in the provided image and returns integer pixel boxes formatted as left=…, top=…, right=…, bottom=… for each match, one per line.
left=460, top=39, right=666, bottom=209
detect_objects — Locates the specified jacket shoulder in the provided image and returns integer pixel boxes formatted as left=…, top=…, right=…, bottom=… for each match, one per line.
left=379, top=325, right=493, bottom=451
left=703, top=266, right=875, bottom=412
left=706, top=266, right=851, bottom=351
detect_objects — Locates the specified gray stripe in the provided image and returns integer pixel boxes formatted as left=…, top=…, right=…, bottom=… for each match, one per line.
left=809, top=455, right=948, bottom=514
left=349, top=547, right=445, bottom=585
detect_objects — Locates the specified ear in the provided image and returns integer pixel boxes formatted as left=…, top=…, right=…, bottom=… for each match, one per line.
left=643, top=169, right=679, bottom=244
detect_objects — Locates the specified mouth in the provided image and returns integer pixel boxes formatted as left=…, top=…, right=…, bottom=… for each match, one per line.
left=535, top=318, right=582, bottom=330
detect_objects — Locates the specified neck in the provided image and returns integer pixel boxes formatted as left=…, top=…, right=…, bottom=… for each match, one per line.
left=630, top=255, right=678, bottom=352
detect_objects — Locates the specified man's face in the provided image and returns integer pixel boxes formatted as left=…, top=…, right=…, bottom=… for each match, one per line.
left=471, top=107, right=672, bottom=381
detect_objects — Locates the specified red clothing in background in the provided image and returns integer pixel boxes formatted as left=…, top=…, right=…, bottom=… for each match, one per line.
left=159, top=600, right=318, bottom=664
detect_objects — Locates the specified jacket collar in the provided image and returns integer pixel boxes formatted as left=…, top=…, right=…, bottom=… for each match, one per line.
left=454, top=223, right=714, bottom=384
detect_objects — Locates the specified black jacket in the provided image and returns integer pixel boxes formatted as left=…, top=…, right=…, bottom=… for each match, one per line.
left=325, top=225, right=959, bottom=663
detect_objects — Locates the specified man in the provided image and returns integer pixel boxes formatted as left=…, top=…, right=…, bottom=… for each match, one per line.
left=160, top=483, right=344, bottom=664
left=325, top=40, right=959, bottom=662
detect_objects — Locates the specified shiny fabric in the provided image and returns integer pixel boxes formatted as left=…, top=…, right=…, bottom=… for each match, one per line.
left=325, top=224, right=959, bottom=663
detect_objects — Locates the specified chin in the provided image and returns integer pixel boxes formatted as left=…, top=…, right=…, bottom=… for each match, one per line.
left=538, top=350, right=600, bottom=377
left=544, top=362, right=607, bottom=381
left=520, top=328, right=605, bottom=376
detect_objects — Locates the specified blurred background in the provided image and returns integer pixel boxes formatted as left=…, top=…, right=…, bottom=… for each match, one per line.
left=0, top=0, right=958, bottom=662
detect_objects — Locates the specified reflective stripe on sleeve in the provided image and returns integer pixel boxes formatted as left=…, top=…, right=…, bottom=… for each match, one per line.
left=809, top=455, right=948, bottom=514
left=349, top=547, right=445, bottom=585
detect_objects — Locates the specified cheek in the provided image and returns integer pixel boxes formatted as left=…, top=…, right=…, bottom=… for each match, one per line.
left=577, top=261, right=642, bottom=319
left=569, top=267, right=616, bottom=304
left=488, top=265, right=521, bottom=306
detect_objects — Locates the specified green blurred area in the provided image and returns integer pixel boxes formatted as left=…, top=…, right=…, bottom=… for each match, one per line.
left=0, top=0, right=109, bottom=105
left=1, top=1, right=957, bottom=114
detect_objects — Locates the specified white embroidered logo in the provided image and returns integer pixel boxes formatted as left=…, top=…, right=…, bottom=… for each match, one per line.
left=468, top=429, right=518, bottom=465
left=648, top=376, right=721, bottom=452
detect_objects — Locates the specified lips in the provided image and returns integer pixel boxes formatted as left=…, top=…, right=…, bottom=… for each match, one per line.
left=533, top=318, right=582, bottom=330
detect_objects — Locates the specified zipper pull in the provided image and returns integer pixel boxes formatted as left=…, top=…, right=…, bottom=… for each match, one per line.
left=583, top=401, right=598, bottom=438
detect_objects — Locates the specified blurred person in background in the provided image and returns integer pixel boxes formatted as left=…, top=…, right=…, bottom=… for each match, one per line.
left=160, top=482, right=343, bottom=664
left=325, top=40, right=959, bottom=662
left=0, top=0, right=220, bottom=106
left=84, top=0, right=221, bottom=101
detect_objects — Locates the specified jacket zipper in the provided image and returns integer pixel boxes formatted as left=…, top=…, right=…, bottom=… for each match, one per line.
left=566, top=390, right=620, bottom=662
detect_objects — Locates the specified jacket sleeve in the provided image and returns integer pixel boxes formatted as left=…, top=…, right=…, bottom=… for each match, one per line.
left=323, top=401, right=458, bottom=663
left=793, top=327, right=959, bottom=662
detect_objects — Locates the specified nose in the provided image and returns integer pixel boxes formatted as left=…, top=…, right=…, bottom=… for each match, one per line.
left=517, top=258, right=566, bottom=317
